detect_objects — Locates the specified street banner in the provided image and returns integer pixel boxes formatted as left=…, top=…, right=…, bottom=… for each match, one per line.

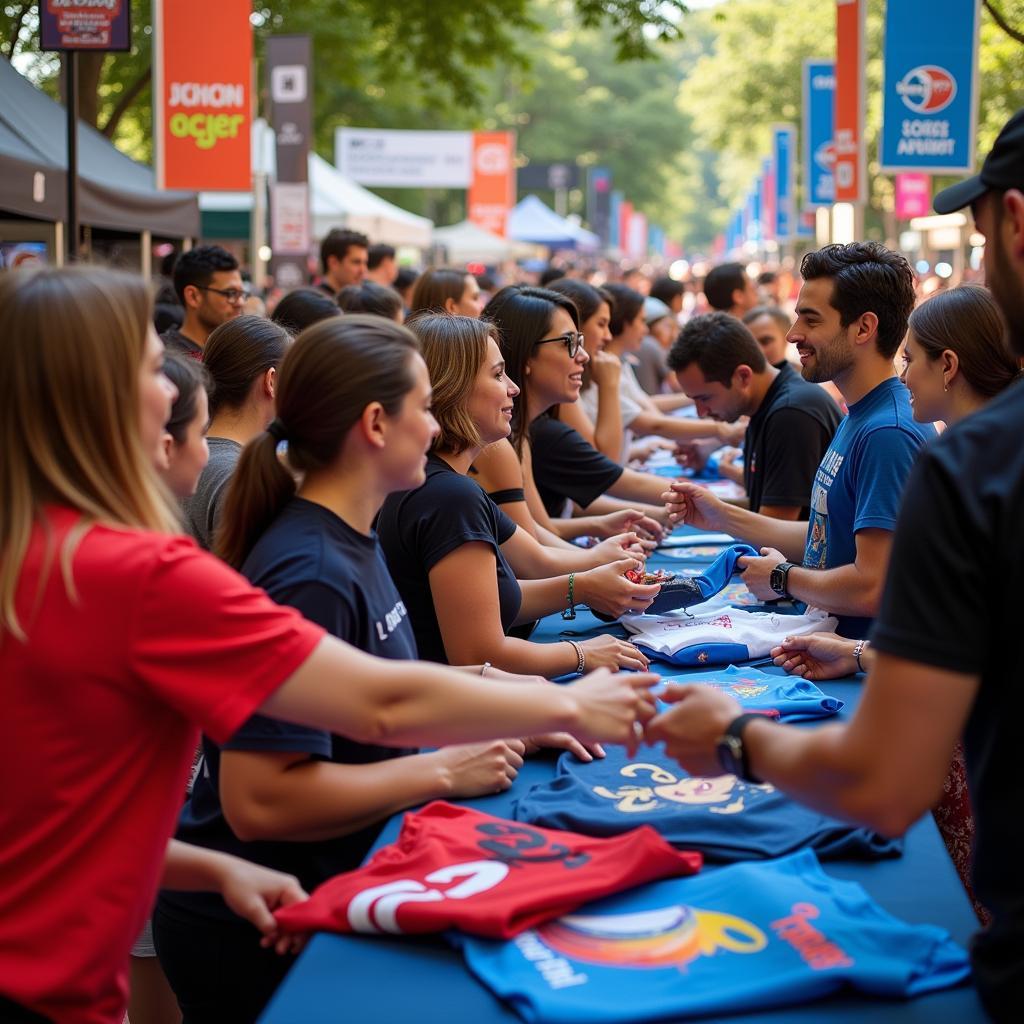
left=618, top=199, right=633, bottom=256
left=41, top=0, right=131, bottom=50
left=627, top=210, right=648, bottom=261
left=894, top=173, right=932, bottom=219
left=467, top=131, right=516, bottom=237
left=796, top=209, right=817, bottom=238
left=773, top=124, right=797, bottom=241
left=587, top=167, right=612, bottom=244
left=760, top=160, right=775, bottom=243
left=880, top=0, right=980, bottom=173
left=519, top=163, right=580, bottom=190
left=154, top=0, right=252, bottom=190
left=609, top=190, right=623, bottom=249
left=802, top=60, right=836, bottom=207
left=337, top=128, right=472, bottom=188
left=267, top=35, right=312, bottom=289
left=834, top=0, right=866, bottom=203
left=648, top=224, right=665, bottom=259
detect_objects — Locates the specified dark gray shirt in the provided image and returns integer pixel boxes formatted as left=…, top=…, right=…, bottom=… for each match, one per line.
left=180, top=437, right=242, bottom=550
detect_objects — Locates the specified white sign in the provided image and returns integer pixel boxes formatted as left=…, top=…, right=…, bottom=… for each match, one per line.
left=271, top=182, right=311, bottom=254
left=336, top=128, right=473, bottom=188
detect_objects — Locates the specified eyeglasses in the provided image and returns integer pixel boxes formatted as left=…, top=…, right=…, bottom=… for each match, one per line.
left=199, top=286, right=251, bottom=304
left=533, top=331, right=586, bottom=358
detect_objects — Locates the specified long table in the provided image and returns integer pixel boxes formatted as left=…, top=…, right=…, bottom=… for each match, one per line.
left=260, top=537, right=988, bottom=1024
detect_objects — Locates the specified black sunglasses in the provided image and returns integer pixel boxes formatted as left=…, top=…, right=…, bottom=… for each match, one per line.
left=533, top=331, right=586, bottom=358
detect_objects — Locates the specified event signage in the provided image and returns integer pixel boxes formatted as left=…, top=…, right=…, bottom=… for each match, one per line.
left=772, top=124, right=796, bottom=241
left=336, top=129, right=473, bottom=188
left=267, top=35, right=312, bottom=289
left=894, top=173, right=932, bottom=219
left=880, top=0, right=979, bottom=173
left=467, top=131, right=516, bottom=236
left=609, top=190, right=623, bottom=249
left=40, top=0, right=131, bottom=50
left=833, top=0, right=866, bottom=204
left=759, top=160, right=775, bottom=243
left=587, top=167, right=612, bottom=244
left=802, top=60, right=836, bottom=207
left=153, top=0, right=252, bottom=191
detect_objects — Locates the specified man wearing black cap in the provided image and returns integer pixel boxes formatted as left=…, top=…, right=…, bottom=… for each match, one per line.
left=643, top=109, right=1024, bottom=1022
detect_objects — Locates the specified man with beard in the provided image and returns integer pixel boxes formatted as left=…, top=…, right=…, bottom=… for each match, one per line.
left=161, top=245, right=245, bottom=358
left=646, top=109, right=1024, bottom=1022
left=664, top=242, right=932, bottom=638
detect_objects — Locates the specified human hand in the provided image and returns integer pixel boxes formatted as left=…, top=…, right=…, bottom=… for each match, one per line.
left=770, top=634, right=859, bottom=681
left=716, top=419, right=748, bottom=447
left=568, top=669, right=660, bottom=754
left=644, top=683, right=743, bottom=776
left=578, top=558, right=661, bottom=618
left=630, top=438, right=675, bottom=465
left=523, top=733, right=606, bottom=762
left=578, top=634, right=651, bottom=672
left=674, top=437, right=722, bottom=472
left=216, top=856, right=309, bottom=955
left=661, top=479, right=729, bottom=530
left=588, top=532, right=652, bottom=565
left=737, top=546, right=786, bottom=602
left=589, top=349, right=622, bottom=387
left=433, top=740, right=527, bottom=798
left=596, top=508, right=665, bottom=543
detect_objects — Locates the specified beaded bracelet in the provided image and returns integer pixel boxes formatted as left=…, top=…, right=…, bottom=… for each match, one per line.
left=565, top=639, right=586, bottom=674
left=561, top=571, right=577, bottom=620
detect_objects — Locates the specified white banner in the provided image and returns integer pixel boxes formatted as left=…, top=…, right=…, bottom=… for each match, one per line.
left=336, top=128, right=473, bottom=188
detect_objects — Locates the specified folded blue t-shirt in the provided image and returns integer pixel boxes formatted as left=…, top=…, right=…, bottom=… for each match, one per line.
left=648, top=543, right=757, bottom=615
left=512, top=742, right=899, bottom=862
left=454, top=849, right=969, bottom=1024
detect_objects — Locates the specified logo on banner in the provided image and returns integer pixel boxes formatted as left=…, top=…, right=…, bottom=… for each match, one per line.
left=271, top=65, right=307, bottom=103
left=897, top=66, right=956, bottom=114
left=476, top=142, right=511, bottom=176
left=167, top=81, right=246, bottom=151
left=814, top=141, right=836, bottom=174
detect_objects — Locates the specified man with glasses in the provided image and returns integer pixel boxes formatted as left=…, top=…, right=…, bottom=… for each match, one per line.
left=162, top=245, right=246, bottom=358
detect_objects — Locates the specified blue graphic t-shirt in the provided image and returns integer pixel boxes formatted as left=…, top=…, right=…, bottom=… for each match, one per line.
left=512, top=741, right=900, bottom=862
left=802, top=377, right=933, bottom=637
left=455, top=850, right=969, bottom=1023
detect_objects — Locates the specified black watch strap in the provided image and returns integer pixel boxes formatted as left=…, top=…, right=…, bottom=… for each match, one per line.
left=720, top=713, right=766, bottom=784
left=770, top=561, right=796, bottom=597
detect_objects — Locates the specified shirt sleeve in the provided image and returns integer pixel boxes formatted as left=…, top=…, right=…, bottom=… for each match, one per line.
left=758, top=408, right=828, bottom=508
left=851, top=426, right=924, bottom=534
left=412, top=475, right=508, bottom=573
left=130, top=538, right=325, bottom=744
left=494, top=505, right=519, bottom=544
left=530, top=419, right=624, bottom=510
left=870, top=447, right=991, bottom=674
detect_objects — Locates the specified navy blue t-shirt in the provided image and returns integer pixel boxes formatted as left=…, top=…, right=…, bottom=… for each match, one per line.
left=512, top=742, right=900, bottom=863
left=377, top=453, right=522, bottom=663
left=163, top=498, right=417, bottom=920
left=802, top=377, right=933, bottom=637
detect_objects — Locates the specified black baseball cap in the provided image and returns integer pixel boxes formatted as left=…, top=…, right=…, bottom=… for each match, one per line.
left=933, top=108, right=1024, bottom=214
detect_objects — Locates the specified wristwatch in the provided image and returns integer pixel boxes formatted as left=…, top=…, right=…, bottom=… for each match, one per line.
left=769, top=561, right=796, bottom=597
left=716, top=713, right=766, bottom=783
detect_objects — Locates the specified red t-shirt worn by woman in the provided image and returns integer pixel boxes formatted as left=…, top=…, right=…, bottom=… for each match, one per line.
left=0, top=508, right=324, bottom=1024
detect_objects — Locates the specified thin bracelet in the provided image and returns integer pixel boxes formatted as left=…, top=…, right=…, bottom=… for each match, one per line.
left=564, top=639, right=586, bottom=674
left=853, top=640, right=867, bottom=673
left=480, top=662, right=491, bottom=677
left=561, top=572, right=577, bottom=620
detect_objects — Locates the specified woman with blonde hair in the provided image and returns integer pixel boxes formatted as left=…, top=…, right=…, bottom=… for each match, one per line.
left=0, top=267, right=657, bottom=1024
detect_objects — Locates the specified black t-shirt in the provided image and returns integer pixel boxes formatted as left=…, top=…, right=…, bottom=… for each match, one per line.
left=163, top=498, right=417, bottom=920
left=377, top=454, right=522, bottom=663
left=160, top=324, right=203, bottom=359
left=743, top=363, right=843, bottom=517
left=529, top=414, right=625, bottom=517
left=870, top=377, right=1024, bottom=1018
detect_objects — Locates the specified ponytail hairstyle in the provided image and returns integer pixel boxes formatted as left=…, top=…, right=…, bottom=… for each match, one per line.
left=270, top=287, right=341, bottom=334
left=0, top=267, right=178, bottom=640
left=336, top=281, right=403, bottom=321
left=481, top=285, right=580, bottom=454
left=162, top=354, right=212, bottom=445
left=907, top=284, right=1021, bottom=400
left=409, top=268, right=471, bottom=316
left=602, top=282, right=645, bottom=338
left=216, top=315, right=421, bottom=569
left=202, top=315, right=291, bottom=417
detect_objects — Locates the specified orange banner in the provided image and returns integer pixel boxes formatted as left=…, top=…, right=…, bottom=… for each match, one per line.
left=467, top=132, right=516, bottom=237
left=833, top=0, right=866, bottom=204
left=154, top=0, right=252, bottom=191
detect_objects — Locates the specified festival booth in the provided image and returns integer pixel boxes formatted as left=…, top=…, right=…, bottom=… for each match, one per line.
left=507, top=194, right=601, bottom=251
left=433, top=218, right=539, bottom=265
left=0, top=58, right=199, bottom=270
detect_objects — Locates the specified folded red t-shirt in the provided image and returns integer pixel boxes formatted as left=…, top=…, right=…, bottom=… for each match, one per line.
left=275, top=801, right=702, bottom=939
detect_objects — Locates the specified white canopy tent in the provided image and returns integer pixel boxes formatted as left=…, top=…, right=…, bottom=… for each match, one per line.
left=432, top=219, right=538, bottom=264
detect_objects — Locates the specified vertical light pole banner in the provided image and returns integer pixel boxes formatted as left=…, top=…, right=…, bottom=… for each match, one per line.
left=773, top=124, right=797, bottom=242
left=587, top=167, right=613, bottom=245
left=467, top=132, right=516, bottom=237
left=894, top=173, right=932, bottom=219
left=802, top=60, right=836, bottom=208
left=880, top=0, right=979, bottom=173
left=267, top=35, right=312, bottom=290
left=153, top=0, right=252, bottom=191
left=609, top=190, right=623, bottom=249
left=834, top=0, right=866, bottom=204
left=618, top=200, right=634, bottom=256
left=760, top=160, right=776, bottom=243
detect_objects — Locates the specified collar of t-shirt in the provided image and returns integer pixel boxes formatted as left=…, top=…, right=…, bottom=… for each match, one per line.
left=846, top=376, right=904, bottom=419
left=748, top=369, right=789, bottom=429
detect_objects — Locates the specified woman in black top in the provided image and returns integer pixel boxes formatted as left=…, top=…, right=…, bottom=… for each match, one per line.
left=378, top=314, right=659, bottom=677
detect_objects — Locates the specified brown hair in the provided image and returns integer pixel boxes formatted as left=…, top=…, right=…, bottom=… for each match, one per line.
left=409, top=268, right=471, bottom=316
left=908, top=284, right=1020, bottom=399
left=203, top=315, right=291, bottom=416
left=406, top=313, right=495, bottom=455
left=216, top=315, right=420, bottom=569
left=162, top=354, right=212, bottom=445
left=0, top=267, right=178, bottom=639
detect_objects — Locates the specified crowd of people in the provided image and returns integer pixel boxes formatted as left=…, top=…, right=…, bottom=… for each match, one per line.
left=1, top=109, right=1022, bottom=1024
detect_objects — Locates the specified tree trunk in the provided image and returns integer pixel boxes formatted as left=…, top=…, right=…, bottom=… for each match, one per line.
left=77, top=51, right=106, bottom=128
left=103, top=65, right=152, bottom=138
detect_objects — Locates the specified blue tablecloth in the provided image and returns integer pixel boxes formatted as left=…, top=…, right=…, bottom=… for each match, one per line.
left=260, top=532, right=988, bottom=1024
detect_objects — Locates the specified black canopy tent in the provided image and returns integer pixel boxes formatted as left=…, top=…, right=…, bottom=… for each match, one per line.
left=0, top=59, right=199, bottom=262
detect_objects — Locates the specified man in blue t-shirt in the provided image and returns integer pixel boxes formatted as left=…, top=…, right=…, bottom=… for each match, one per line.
left=664, top=242, right=933, bottom=637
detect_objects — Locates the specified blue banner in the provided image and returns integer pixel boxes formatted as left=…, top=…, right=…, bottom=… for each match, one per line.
left=880, top=0, right=979, bottom=173
left=802, top=59, right=835, bottom=208
left=609, top=190, right=623, bottom=249
left=773, top=125, right=796, bottom=241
